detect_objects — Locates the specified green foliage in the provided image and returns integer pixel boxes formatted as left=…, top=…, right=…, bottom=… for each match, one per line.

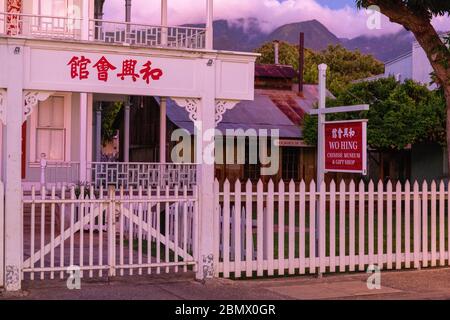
left=255, top=42, right=384, bottom=95
left=303, top=78, right=446, bottom=150
left=101, top=102, right=122, bottom=145
left=356, top=1, right=450, bottom=18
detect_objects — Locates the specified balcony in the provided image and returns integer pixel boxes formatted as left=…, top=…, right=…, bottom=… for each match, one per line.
left=0, top=12, right=207, bottom=50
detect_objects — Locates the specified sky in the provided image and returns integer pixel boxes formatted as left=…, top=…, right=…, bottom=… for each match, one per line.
left=103, top=0, right=450, bottom=39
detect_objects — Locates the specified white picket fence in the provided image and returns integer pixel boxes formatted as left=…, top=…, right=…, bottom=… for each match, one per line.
left=22, top=185, right=198, bottom=280
left=214, top=179, right=450, bottom=278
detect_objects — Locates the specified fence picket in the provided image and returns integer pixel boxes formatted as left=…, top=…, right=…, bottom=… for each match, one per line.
left=256, top=180, right=264, bottom=277
left=422, top=181, right=429, bottom=268
left=88, top=186, right=94, bottom=278
left=30, top=186, right=36, bottom=280
left=245, top=180, right=253, bottom=277
left=349, top=180, right=355, bottom=272
left=278, top=181, right=285, bottom=276
left=368, top=181, right=375, bottom=267
left=267, top=180, right=274, bottom=276
left=387, top=181, right=393, bottom=270
left=404, top=181, right=411, bottom=269
left=358, top=181, right=365, bottom=271
left=288, top=180, right=296, bottom=274
left=395, top=182, right=402, bottom=270
left=439, top=181, right=445, bottom=266
left=223, top=180, right=230, bottom=278
left=234, top=180, right=242, bottom=278
left=431, top=181, right=437, bottom=267
left=377, top=181, right=384, bottom=270
left=339, top=181, right=346, bottom=272
left=299, top=181, right=306, bottom=275
left=59, top=186, right=66, bottom=279
left=413, top=182, right=421, bottom=269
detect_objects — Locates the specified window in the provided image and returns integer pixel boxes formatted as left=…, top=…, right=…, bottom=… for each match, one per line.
left=30, top=95, right=71, bottom=163
left=282, top=147, right=300, bottom=181
left=36, top=97, right=65, bottom=161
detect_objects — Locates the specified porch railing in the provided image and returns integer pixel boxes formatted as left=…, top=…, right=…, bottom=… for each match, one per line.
left=0, top=12, right=82, bottom=39
left=32, top=161, right=197, bottom=191
left=0, top=12, right=207, bottom=50
left=88, top=162, right=197, bottom=190
left=90, top=19, right=206, bottom=49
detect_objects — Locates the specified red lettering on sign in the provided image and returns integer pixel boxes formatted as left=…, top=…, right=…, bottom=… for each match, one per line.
left=324, top=121, right=366, bottom=173
left=117, top=59, right=140, bottom=82
left=93, top=56, right=117, bottom=82
left=67, top=56, right=91, bottom=80
left=140, top=61, right=163, bottom=84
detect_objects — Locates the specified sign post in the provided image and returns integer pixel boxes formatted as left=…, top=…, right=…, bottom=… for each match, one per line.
left=311, top=64, right=370, bottom=271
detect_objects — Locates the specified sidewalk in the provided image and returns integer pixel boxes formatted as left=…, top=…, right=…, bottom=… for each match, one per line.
left=2, top=268, right=450, bottom=300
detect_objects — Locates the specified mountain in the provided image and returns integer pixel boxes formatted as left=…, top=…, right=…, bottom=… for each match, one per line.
left=188, top=18, right=414, bottom=63
left=266, top=19, right=341, bottom=50
left=341, top=29, right=414, bottom=62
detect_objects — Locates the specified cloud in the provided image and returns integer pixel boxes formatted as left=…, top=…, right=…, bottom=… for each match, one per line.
left=103, top=0, right=450, bottom=39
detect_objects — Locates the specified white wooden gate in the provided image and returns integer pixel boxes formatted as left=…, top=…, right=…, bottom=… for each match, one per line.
left=22, top=185, right=198, bottom=280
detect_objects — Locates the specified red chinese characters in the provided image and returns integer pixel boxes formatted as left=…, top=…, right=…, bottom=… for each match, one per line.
left=117, top=59, right=140, bottom=82
left=67, top=56, right=164, bottom=85
left=93, top=56, right=117, bottom=82
left=140, top=61, right=163, bottom=84
left=68, top=56, right=92, bottom=80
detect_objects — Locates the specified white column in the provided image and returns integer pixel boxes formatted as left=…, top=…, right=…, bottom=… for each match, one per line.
left=4, top=41, right=25, bottom=291
left=161, top=0, right=168, bottom=46
left=317, top=64, right=327, bottom=185
left=96, top=103, right=102, bottom=162
left=205, top=0, right=214, bottom=50
left=81, top=0, right=90, bottom=40
left=196, top=56, right=216, bottom=280
left=316, top=63, right=327, bottom=262
left=79, top=93, right=88, bottom=182
left=160, top=98, right=167, bottom=163
left=124, top=103, right=130, bottom=163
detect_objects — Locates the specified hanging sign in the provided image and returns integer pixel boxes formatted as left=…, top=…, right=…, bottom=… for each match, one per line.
left=324, top=120, right=367, bottom=174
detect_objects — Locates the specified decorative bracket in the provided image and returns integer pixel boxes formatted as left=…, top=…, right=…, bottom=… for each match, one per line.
left=215, top=100, right=239, bottom=125
left=0, top=89, right=5, bottom=125
left=23, top=91, right=54, bottom=123
left=172, top=98, right=200, bottom=122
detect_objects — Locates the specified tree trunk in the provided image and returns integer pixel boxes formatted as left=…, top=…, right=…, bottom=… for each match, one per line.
left=445, top=87, right=450, bottom=174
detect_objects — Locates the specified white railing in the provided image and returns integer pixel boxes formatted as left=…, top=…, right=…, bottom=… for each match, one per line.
left=0, top=13, right=207, bottom=50
left=22, top=184, right=198, bottom=280
left=0, top=12, right=82, bottom=39
left=90, top=19, right=206, bottom=49
left=88, top=162, right=197, bottom=190
left=215, top=179, right=450, bottom=278
left=34, top=160, right=80, bottom=189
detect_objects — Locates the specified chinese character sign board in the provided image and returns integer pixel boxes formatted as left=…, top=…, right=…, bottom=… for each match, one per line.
left=324, top=120, right=367, bottom=174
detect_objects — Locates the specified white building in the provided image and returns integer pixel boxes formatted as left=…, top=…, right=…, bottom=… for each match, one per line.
left=384, top=36, right=447, bottom=89
left=0, top=0, right=257, bottom=290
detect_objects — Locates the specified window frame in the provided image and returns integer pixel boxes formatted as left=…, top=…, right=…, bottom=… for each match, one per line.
left=29, top=93, right=72, bottom=164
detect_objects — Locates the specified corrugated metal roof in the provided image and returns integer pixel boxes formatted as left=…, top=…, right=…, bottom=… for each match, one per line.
left=166, top=94, right=302, bottom=139
left=255, top=64, right=297, bottom=79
